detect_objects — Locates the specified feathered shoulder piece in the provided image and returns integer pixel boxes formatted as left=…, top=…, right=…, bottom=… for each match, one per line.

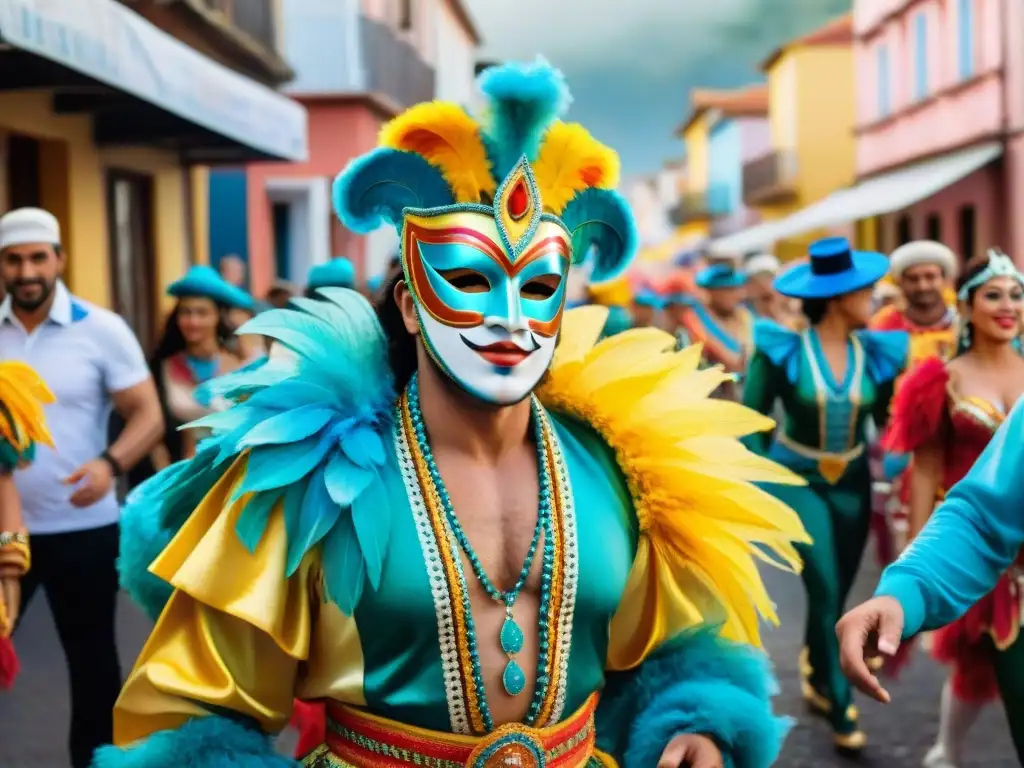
left=536, top=307, right=810, bottom=648
left=0, top=361, right=53, bottom=472
left=333, top=59, right=636, bottom=284
left=119, top=289, right=397, bottom=620
left=882, top=356, right=950, bottom=454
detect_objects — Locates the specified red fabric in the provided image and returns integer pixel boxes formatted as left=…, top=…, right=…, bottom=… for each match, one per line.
left=882, top=356, right=949, bottom=454
left=291, top=700, right=327, bottom=759
left=868, top=305, right=904, bottom=331
left=0, top=635, right=19, bottom=690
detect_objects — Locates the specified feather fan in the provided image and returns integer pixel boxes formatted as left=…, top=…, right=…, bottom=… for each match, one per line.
left=379, top=102, right=496, bottom=203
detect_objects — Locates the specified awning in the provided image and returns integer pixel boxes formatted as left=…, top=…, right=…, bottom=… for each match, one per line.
left=0, top=0, right=308, bottom=163
left=709, top=142, right=1003, bottom=256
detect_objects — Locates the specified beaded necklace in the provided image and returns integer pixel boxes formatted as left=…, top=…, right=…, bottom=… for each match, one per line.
left=406, top=375, right=556, bottom=729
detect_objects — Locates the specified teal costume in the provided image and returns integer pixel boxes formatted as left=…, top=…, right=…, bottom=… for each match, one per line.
left=743, top=237, right=908, bottom=746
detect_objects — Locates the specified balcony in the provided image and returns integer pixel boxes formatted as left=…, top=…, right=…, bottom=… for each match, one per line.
left=359, top=15, right=436, bottom=110
left=200, top=0, right=275, bottom=52
left=743, top=150, right=798, bottom=205
left=668, top=186, right=733, bottom=225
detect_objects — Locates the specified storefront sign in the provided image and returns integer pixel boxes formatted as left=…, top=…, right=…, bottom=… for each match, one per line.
left=0, top=0, right=308, bottom=161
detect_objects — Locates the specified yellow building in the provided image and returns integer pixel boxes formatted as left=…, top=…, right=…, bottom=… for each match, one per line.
left=0, top=0, right=305, bottom=349
left=673, top=86, right=770, bottom=247
left=711, top=14, right=855, bottom=260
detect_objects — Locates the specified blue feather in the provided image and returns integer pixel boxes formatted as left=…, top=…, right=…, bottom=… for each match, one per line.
left=351, top=465, right=392, bottom=590
left=287, top=466, right=342, bottom=576
left=241, top=310, right=334, bottom=362
left=236, top=405, right=335, bottom=449
left=240, top=435, right=334, bottom=494
left=333, top=147, right=455, bottom=234
left=477, top=59, right=571, bottom=181
left=324, top=452, right=375, bottom=507
left=234, top=489, right=281, bottom=553
left=321, top=510, right=367, bottom=614
left=561, top=187, right=639, bottom=284
left=342, top=423, right=387, bottom=468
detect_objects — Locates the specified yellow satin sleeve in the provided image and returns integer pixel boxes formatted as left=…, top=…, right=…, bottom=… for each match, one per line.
left=113, top=456, right=366, bottom=745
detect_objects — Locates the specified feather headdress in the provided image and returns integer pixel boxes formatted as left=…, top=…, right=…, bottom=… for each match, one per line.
left=334, top=59, right=635, bottom=284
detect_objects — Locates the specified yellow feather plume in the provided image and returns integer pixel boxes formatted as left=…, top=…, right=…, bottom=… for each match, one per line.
left=379, top=102, right=496, bottom=203
left=0, top=361, right=54, bottom=453
left=532, top=122, right=620, bottom=214
left=537, top=307, right=808, bottom=659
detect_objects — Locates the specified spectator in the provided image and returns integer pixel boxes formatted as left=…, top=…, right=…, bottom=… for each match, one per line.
left=217, top=253, right=246, bottom=288
left=266, top=283, right=294, bottom=309
left=0, top=207, right=163, bottom=768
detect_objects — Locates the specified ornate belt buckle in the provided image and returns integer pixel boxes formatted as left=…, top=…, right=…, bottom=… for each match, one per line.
left=467, top=725, right=546, bottom=767
left=818, top=455, right=848, bottom=485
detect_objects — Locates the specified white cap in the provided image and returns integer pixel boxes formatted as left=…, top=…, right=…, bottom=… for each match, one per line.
left=889, top=240, right=958, bottom=279
left=0, top=208, right=61, bottom=250
left=744, top=253, right=780, bottom=277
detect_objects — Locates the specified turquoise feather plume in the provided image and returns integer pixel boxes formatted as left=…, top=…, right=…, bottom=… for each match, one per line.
left=121, top=288, right=396, bottom=617
left=477, top=59, right=571, bottom=181
left=334, top=147, right=455, bottom=235
left=561, top=187, right=638, bottom=283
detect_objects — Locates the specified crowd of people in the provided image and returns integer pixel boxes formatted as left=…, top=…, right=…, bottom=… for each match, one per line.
left=0, top=60, right=1020, bottom=768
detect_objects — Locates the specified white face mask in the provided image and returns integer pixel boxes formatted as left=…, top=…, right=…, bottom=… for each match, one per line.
left=401, top=198, right=571, bottom=406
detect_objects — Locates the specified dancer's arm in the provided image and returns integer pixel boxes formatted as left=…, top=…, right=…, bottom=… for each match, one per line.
left=907, top=432, right=944, bottom=540
left=876, top=398, right=1024, bottom=637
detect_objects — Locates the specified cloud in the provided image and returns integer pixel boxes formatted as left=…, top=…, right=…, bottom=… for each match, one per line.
left=462, top=0, right=852, bottom=172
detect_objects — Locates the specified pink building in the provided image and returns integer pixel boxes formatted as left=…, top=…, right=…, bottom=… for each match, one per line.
left=855, top=0, right=1024, bottom=264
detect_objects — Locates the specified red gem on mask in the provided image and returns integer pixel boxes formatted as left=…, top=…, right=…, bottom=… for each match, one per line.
left=507, top=179, right=529, bottom=220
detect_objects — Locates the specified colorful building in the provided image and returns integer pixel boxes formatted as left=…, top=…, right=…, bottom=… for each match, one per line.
left=712, top=0, right=1024, bottom=267
left=0, top=0, right=305, bottom=348
left=208, top=0, right=481, bottom=298
left=671, top=87, right=770, bottom=245
left=713, top=14, right=855, bottom=261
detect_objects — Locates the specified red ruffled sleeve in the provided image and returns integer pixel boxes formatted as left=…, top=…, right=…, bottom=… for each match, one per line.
left=882, top=356, right=949, bottom=454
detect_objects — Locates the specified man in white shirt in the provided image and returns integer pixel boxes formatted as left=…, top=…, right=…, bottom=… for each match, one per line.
left=0, top=208, right=163, bottom=768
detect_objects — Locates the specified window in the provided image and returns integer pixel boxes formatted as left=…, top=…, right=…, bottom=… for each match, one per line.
left=6, top=134, right=41, bottom=210
left=398, top=0, right=412, bottom=31
left=926, top=213, right=942, bottom=242
left=877, top=45, right=891, bottom=118
left=958, top=0, right=975, bottom=80
left=272, top=202, right=291, bottom=281
left=959, top=205, right=976, bottom=262
left=913, top=13, right=928, bottom=100
left=897, top=214, right=913, bottom=245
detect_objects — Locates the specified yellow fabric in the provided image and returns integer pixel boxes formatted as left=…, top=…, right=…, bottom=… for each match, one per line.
left=0, top=361, right=54, bottom=452
left=379, top=102, right=497, bottom=203
left=587, top=276, right=632, bottom=307
left=536, top=307, right=809, bottom=668
left=532, top=121, right=620, bottom=214
left=114, top=455, right=366, bottom=745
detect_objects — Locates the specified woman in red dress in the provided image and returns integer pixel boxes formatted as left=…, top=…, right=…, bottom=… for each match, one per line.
left=884, top=250, right=1024, bottom=768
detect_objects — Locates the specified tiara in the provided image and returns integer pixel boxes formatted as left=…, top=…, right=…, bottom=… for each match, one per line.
left=957, top=248, right=1024, bottom=300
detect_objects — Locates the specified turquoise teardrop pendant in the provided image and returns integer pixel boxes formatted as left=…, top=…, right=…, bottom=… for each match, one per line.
left=502, top=659, right=527, bottom=696
left=500, top=616, right=524, bottom=655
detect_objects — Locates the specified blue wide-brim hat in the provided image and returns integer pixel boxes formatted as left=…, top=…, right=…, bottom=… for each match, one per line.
left=663, top=292, right=695, bottom=307
left=774, top=237, right=888, bottom=300
left=633, top=290, right=664, bottom=309
left=696, top=263, right=747, bottom=290
left=168, top=265, right=254, bottom=311
left=308, top=257, right=355, bottom=290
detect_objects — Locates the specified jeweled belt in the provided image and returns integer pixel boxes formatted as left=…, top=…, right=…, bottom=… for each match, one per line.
left=777, top=433, right=864, bottom=485
left=304, top=693, right=614, bottom=768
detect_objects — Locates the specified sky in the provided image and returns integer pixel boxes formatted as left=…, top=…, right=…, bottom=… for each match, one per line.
left=464, top=0, right=851, bottom=175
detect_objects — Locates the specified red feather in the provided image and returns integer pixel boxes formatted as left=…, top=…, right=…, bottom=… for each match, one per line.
left=883, top=357, right=949, bottom=454
left=0, top=635, right=19, bottom=690
left=290, top=699, right=326, bottom=758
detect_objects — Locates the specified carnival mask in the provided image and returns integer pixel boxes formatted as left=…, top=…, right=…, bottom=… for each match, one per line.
left=332, top=60, right=639, bottom=405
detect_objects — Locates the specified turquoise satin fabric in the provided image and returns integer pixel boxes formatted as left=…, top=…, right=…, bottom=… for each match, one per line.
left=350, top=412, right=636, bottom=732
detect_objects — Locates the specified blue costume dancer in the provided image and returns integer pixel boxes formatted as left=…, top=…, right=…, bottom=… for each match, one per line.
left=94, top=62, right=807, bottom=768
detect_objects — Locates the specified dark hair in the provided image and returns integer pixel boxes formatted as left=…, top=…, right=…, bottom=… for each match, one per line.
left=376, top=270, right=418, bottom=393
left=151, top=298, right=233, bottom=365
left=952, top=252, right=998, bottom=356
left=801, top=297, right=830, bottom=325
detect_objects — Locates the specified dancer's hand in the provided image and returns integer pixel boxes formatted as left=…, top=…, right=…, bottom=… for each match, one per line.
left=657, top=733, right=723, bottom=767
left=0, top=573, right=19, bottom=635
left=836, top=596, right=905, bottom=704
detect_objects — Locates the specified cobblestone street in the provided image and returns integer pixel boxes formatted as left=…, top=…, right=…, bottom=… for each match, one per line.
left=0, top=544, right=1017, bottom=766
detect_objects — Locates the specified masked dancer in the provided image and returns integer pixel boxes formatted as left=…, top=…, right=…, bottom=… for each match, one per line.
left=743, top=237, right=908, bottom=753
left=0, top=361, right=54, bottom=688
left=96, top=61, right=808, bottom=768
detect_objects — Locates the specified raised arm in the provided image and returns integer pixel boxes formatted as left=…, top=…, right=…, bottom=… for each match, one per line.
left=876, top=398, right=1024, bottom=637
